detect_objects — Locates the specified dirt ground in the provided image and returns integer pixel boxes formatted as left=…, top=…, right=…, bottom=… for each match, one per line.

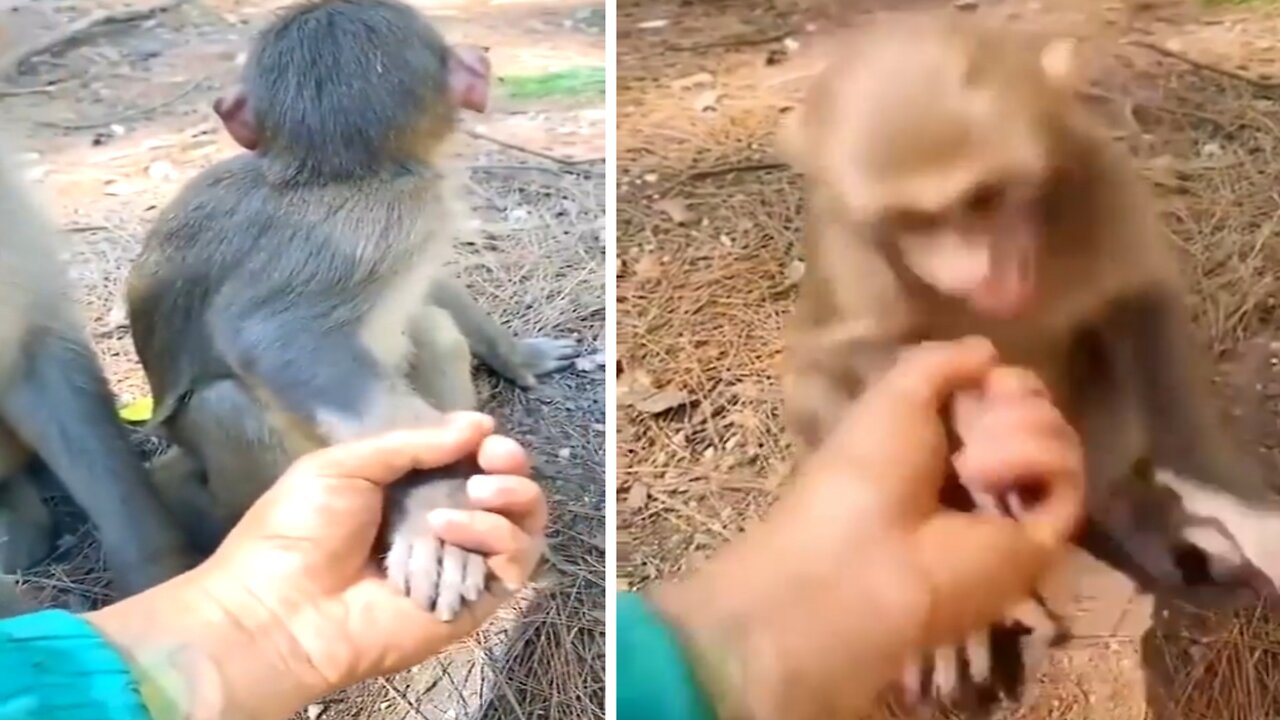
left=618, top=0, right=1280, bottom=718
left=0, top=1, right=605, bottom=718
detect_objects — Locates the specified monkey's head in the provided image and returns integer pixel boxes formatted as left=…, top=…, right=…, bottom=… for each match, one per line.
left=781, top=16, right=1095, bottom=320
left=213, top=0, right=491, bottom=181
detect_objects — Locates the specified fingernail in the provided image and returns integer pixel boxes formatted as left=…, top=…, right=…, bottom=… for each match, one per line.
left=468, top=475, right=505, bottom=503
left=427, top=508, right=469, bottom=531
left=447, top=411, right=491, bottom=432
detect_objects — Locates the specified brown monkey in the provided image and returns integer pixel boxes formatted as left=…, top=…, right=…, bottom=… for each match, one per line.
left=127, top=0, right=577, bottom=621
left=778, top=13, right=1280, bottom=707
left=0, top=133, right=195, bottom=598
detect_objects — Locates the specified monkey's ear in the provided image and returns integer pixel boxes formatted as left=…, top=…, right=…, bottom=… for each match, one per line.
left=1040, top=37, right=1081, bottom=89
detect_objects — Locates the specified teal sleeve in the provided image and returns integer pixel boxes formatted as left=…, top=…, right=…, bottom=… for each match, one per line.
left=0, top=609, right=151, bottom=720
left=617, top=591, right=717, bottom=720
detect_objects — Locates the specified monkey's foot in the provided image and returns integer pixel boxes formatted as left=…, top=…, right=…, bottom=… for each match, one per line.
left=383, top=465, right=491, bottom=621
left=385, top=532, right=487, bottom=621
left=901, top=598, right=1062, bottom=710
left=518, top=337, right=579, bottom=382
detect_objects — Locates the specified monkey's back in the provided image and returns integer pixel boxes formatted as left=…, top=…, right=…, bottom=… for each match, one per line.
left=127, top=152, right=454, bottom=424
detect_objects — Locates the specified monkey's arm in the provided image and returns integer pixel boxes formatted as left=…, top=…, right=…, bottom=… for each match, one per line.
left=210, top=289, right=488, bottom=620
left=1108, top=290, right=1269, bottom=497
left=209, top=294, right=440, bottom=443
left=783, top=335, right=901, bottom=452
left=427, top=277, right=577, bottom=388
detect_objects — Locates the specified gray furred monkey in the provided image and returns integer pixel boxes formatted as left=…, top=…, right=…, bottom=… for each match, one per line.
left=127, top=0, right=576, bottom=622
left=0, top=134, right=195, bottom=598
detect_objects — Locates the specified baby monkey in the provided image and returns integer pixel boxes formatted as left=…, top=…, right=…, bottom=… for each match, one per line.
left=779, top=13, right=1280, bottom=708
left=128, top=0, right=577, bottom=621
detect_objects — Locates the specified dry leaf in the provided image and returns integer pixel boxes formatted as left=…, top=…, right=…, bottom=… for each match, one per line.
left=654, top=198, right=695, bottom=224
left=147, top=160, right=176, bottom=180
left=103, top=181, right=138, bottom=196
left=785, top=259, right=806, bottom=287
left=618, top=369, right=693, bottom=415
left=671, top=72, right=715, bottom=90
left=694, top=89, right=722, bottom=113
left=626, top=482, right=649, bottom=510
left=633, top=253, right=662, bottom=279
left=631, top=388, right=691, bottom=414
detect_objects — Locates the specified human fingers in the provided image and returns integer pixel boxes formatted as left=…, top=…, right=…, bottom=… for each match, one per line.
left=956, top=398, right=1079, bottom=454
left=911, top=513, right=1054, bottom=646
left=287, top=413, right=495, bottom=485
left=954, top=435, right=1085, bottom=548
left=428, top=507, right=543, bottom=591
left=870, top=336, right=998, bottom=412
left=477, top=435, right=532, bottom=478
left=467, top=474, right=548, bottom=536
left=982, top=366, right=1051, bottom=401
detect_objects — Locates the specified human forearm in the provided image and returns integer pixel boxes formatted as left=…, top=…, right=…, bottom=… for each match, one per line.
left=84, top=568, right=325, bottom=720
left=645, top=522, right=928, bottom=720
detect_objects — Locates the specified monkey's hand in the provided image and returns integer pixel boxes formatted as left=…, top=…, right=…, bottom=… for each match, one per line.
left=512, top=337, right=579, bottom=387
left=383, top=459, right=493, bottom=621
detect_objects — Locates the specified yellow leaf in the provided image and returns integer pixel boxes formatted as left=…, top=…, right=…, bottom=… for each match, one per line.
left=118, top=396, right=154, bottom=423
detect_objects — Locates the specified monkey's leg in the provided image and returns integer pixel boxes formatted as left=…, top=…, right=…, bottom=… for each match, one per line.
left=1098, top=294, right=1280, bottom=593
left=780, top=364, right=859, bottom=453
left=208, top=312, right=490, bottom=621
left=0, top=469, right=52, bottom=575
left=0, top=426, right=50, bottom=574
left=170, top=379, right=296, bottom=538
left=429, top=277, right=577, bottom=388
left=408, top=306, right=478, bottom=412
left=0, top=328, right=195, bottom=596
left=148, top=446, right=226, bottom=557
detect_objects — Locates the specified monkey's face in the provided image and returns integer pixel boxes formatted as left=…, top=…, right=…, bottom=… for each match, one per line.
left=781, top=17, right=1084, bottom=320
left=880, top=174, right=1049, bottom=320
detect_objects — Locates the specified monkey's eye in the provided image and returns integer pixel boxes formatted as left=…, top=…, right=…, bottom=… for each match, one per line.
left=965, top=182, right=1005, bottom=215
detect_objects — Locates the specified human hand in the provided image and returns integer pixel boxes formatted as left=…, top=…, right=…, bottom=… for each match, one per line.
left=88, top=413, right=546, bottom=720
left=651, top=337, right=1085, bottom=719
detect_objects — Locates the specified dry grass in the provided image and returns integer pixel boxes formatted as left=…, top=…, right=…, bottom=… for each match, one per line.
left=618, top=0, right=1280, bottom=717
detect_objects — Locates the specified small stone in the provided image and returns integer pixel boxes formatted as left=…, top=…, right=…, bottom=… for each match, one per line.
left=306, top=704, right=325, bottom=720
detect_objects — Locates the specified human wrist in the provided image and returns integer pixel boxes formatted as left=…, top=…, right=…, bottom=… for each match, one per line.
left=651, top=529, right=932, bottom=720
left=85, top=569, right=325, bottom=720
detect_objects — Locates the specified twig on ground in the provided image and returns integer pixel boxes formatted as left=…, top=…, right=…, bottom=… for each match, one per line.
left=0, top=82, right=63, bottom=97
left=37, top=77, right=208, bottom=131
left=470, top=164, right=567, bottom=178
left=660, top=161, right=788, bottom=195
left=667, top=29, right=792, bottom=53
left=1, top=0, right=194, bottom=76
left=1126, top=40, right=1280, bottom=91
left=465, top=128, right=603, bottom=168
left=376, top=677, right=433, bottom=720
